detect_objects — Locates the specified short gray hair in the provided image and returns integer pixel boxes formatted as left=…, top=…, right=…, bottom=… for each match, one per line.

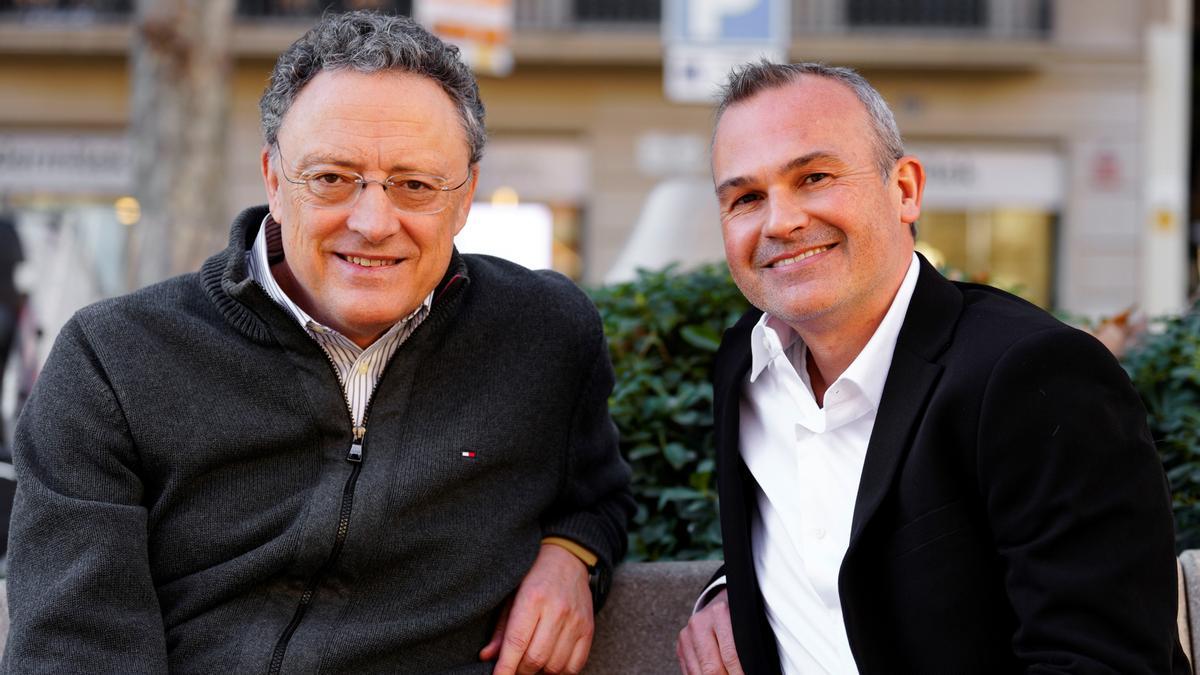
left=716, top=61, right=904, bottom=178
left=260, top=11, right=486, bottom=165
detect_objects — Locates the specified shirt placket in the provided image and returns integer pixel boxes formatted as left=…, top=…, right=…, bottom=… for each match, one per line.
left=309, top=327, right=365, bottom=427
left=775, top=357, right=827, bottom=588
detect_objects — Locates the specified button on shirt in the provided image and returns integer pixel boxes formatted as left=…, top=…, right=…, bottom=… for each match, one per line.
left=741, top=253, right=919, bottom=674
left=245, top=216, right=431, bottom=431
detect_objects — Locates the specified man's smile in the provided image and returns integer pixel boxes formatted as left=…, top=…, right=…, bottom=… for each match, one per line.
left=765, top=243, right=837, bottom=268
left=337, top=253, right=401, bottom=268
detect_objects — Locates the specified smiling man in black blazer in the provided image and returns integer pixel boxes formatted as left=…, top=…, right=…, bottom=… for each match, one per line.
left=676, top=61, right=1188, bottom=675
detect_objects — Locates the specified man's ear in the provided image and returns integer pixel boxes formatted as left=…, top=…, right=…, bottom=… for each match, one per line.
left=893, top=155, right=925, bottom=228
left=261, top=144, right=282, bottom=221
left=451, top=164, right=480, bottom=237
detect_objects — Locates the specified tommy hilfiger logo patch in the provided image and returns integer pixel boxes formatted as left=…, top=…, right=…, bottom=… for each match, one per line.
left=461, top=451, right=477, bottom=458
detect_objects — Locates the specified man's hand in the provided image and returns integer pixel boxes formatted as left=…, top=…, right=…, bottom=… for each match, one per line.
left=677, top=588, right=743, bottom=675
left=480, top=543, right=594, bottom=674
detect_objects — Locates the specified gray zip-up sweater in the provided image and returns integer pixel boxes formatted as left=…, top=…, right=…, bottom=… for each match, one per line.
left=3, top=205, right=633, bottom=674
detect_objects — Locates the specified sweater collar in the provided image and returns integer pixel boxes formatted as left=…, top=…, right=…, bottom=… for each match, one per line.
left=200, top=205, right=471, bottom=344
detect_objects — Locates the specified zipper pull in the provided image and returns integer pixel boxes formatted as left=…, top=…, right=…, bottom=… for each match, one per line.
left=347, top=425, right=366, bottom=463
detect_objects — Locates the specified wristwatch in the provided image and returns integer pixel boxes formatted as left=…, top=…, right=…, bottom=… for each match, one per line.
left=587, top=561, right=612, bottom=612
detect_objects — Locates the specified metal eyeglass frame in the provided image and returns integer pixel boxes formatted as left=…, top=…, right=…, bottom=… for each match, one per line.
left=274, top=144, right=471, bottom=215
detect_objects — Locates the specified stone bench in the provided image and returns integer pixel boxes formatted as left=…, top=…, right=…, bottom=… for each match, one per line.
left=0, top=560, right=721, bottom=673
left=3, top=554, right=1199, bottom=673
left=596, top=558, right=1200, bottom=672
left=586, top=560, right=720, bottom=673
left=1175, top=551, right=1200, bottom=667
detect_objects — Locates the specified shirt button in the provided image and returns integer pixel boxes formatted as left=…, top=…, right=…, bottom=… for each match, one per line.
left=812, top=528, right=826, bottom=539
left=357, top=362, right=369, bottom=375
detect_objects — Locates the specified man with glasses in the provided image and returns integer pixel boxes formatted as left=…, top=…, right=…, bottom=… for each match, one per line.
left=4, top=12, right=632, bottom=674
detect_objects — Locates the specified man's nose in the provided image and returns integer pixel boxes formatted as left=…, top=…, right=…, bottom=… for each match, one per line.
left=762, top=188, right=810, bottom=238
left=345, top=182, right=401, bottom=243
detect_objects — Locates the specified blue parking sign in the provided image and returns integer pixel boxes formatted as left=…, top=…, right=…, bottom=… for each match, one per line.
left=662, top=0, right=789, bottom=102
left=664, top=0, right=789, bottom=45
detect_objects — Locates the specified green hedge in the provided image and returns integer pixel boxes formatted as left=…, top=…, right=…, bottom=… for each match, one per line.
left=589, top=264, right=749, bottom=561
left=594, top=264, right=1200, bottom=557
left=1122, top=302, right=1200, bottom=551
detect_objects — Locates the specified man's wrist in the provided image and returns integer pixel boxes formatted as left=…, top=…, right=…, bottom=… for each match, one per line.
left=693, top=575, right=728, bottom=614
left=540, top=537, right=611, bottom=612
left=541, top=536, right=598, bottom=568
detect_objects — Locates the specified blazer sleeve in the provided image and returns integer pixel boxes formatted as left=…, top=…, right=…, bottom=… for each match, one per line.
left=977, top=325, right=1184, bottom=673
left=538, top=306, right=635, bottom=601
left=2, top=316, right=169, bottom=674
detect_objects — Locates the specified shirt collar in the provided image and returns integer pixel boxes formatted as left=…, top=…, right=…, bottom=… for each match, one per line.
left=749, top=314, right=801, bottom=384
left=839, top=253, right=920, bottom=409
left=747, top=252, right=921, bottom=410
left=246, top=213, right=432, bottom=341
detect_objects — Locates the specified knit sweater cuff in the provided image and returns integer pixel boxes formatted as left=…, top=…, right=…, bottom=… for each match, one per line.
left=541, top=505, right=626, bottom=573
left=541, top=537, right=598, bottom=567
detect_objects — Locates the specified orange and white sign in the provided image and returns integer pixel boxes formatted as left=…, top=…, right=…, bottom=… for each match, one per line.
left=415, top=0, right=514, bottom=76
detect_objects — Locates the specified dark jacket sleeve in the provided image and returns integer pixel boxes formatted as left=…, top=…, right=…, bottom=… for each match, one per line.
left=2, top=316, right=169, bottom=674
left=538, top=304, right=635, bottom=592
left=978, top=326, right=1186, bottom=673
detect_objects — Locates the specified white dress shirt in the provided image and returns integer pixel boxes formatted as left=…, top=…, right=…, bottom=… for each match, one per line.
left=245, top=215, right=432, bottom=435
left=727, top=253, right=919, bottom=674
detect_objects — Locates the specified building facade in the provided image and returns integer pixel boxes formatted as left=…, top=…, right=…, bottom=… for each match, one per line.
left=0, top=0, right=1187, bottom=363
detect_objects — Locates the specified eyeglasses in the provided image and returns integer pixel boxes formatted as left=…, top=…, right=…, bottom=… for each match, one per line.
left=275, top=145, right=471, bottom=215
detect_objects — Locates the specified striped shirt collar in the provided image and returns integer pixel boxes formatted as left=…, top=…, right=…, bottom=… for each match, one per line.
left=245, top=214, right=433, bottom=428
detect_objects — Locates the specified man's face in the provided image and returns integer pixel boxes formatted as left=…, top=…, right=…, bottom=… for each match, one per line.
left=712, top=76, right=922, bottom=335
left=261, top=69, right=477, bottom=348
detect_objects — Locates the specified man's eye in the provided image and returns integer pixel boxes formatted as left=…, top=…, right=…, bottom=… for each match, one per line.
left=311, top=173, right=351, bottom=185
left=730, top=193, right=761, bottom=208
left=395, top=178, right=437, bottom=192
left=803, top=173, right=830, bottom=184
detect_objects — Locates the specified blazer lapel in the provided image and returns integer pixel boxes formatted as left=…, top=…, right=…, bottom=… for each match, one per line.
left=713, top=309, right=785, bottom=674
left=713, top=333, right=754, bottom=578
left=847, top=256, right=962, bottom=549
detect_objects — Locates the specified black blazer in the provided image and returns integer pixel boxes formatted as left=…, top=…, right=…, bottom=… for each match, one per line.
left=711, top=256, right=1189, bottom=674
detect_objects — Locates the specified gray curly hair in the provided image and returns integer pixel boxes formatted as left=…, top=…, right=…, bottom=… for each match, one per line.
left=716, top=61, right=904, bottom=179
left=260, top=11, right=487, bottom=165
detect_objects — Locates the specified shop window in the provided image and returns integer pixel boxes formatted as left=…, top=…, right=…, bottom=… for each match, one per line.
left=464, top=137, right=588, bottom=280
left=916, top=208, right=1057, bottom=308
left=456, top=197, right=583, bottom=280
